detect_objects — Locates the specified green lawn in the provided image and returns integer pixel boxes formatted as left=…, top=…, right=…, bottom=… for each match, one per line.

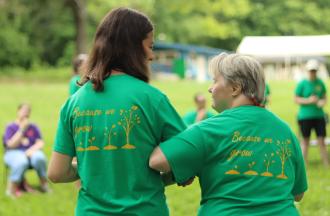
left=0, top=79, right=329, bottom=216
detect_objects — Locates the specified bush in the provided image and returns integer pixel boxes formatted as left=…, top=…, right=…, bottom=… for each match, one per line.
left=0, top=27, right=36, bottom=68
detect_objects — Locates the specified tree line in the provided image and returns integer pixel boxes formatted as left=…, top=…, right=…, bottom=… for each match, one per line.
left=1, top=0, right=330, bottom=69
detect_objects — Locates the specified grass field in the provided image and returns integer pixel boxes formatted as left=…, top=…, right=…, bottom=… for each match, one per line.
left=0, top=78, right=329, bottom=216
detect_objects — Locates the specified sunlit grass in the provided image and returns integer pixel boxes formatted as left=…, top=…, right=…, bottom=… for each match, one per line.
left=0, top=77, right=329, bottom=216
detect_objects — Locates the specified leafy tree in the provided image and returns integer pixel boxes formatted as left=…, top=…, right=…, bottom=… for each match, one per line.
left=66, top=0, right=87, bottom=54
left=2, top=0, right=330, bottom=68
left=0, top=0, right=35, bottom=68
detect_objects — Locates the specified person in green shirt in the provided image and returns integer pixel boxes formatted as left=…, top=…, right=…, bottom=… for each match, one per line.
left=182, top=92, right=214, bottom=126
left=295, top=59, right=329, bottom=166
left=261, top=83, right=271, bottom=107
left=69, top=54, right=88, bottom=96
left=47, top=7, right=186, bottom=216
left=69, top=53, right=88, bottom=189
left=150, top=53, right=307, bottom=216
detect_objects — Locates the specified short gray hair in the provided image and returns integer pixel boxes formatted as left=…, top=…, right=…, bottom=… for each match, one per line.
left=209, top=53, right=265, bottom=104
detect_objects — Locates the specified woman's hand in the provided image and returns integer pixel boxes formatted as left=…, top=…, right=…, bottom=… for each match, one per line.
left=178, top=176, right=195, bottom=187
left=317, top=98, right=326, bottom=107
left=19, top=117, right=29, bottom=131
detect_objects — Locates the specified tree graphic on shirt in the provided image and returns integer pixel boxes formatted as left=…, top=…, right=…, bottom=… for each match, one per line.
left=225, top=165, right=240, bottom=175
left=103, top=124, right=118, bottom=150
left=261, top=153, right=275, bottom=177
left=77, top=142, right=84, bottom=152
left=85, top=136, right=99, bottom=151
left=244, top=161, right=258, bottom=175
left=118, top=105, right=141, bottom=149
left=276, top=140, right=292, bottom=179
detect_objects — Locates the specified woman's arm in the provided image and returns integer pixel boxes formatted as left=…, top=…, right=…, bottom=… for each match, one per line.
left=6, top=129, right=25, bottom=148
left=161, top=172, right=175, bottom=186
left=25, top=139, right=44, bottom=157
left=149, top=147, right=171, bottom=173
left=6, top=119, right=29, bottom=148
left=150, top=147, right=195, bottom=187
left=47, top=151, right=79, bottom=183
left=294, top=95, right=318, bottom=105
left=317, top=96, right=327, bottom=108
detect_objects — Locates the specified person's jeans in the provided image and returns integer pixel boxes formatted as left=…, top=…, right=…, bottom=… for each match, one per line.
left=4, top=150, right=47, bottom=182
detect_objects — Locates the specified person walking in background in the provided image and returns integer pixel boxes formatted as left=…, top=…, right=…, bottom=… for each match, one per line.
left=150, top=53, right=307, bottom=216
left=3, top=103, right=49, bottom=197
left=69, top=54, right=88, bottom=95
left=295, top=59, right=329, bottom=166
left=48, top=7, right=185, bottom=216
left=183, top=92, right=213, bottom=126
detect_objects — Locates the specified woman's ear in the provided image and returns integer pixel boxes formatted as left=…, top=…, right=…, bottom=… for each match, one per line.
left=231, top=84, right=242, bottom=97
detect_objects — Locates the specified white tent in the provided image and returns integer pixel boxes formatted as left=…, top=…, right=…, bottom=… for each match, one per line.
left=237, top=35, right=330, bottom=58
left=237, top=35, right=330, bottom=80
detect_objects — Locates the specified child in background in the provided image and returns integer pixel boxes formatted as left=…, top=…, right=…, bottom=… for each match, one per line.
left=183, top=92, right=213, bottom=126
left=69, top=54, right=88, bottom=95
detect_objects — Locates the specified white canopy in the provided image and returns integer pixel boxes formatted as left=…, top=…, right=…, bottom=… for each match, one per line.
left=237, top=35, right=330, bottom=58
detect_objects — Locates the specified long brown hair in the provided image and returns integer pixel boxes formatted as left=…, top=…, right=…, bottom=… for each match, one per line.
left=79, top=7, right=153, bottom=91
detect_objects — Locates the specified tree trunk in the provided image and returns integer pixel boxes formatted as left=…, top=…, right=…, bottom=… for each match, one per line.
left=66, top=0, right=87, bottom=54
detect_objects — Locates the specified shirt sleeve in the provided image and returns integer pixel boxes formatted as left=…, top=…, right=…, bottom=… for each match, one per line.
left=160, top=125, right=205, bottom=184
left=291, top=135, right=308, bottom=195
left=207, top=111, right=214, bottom=119
left=3, top=125, right=16, bottom=147
left=321, top=80, right=327, bottom=97
left=266, top=84, right=270, bottom=95
left=31, top=124, right=42, bottom=139
left=156, top=96, right=186, bottom=142
left=182, top=112, right=194, bottom=126
left=69, top=77, right=80, bottom=96
left=53, top=102, right=76, bottom=157
left=295, top=81, right=304, bottom=97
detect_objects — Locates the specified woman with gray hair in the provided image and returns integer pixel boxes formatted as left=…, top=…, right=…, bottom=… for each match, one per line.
left=149, top=53, right=307, bottom=215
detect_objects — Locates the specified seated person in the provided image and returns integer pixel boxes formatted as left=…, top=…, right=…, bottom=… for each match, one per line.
left=183, top=93, right=213, bottom=126
left=3, top=103, right=49, bottom=197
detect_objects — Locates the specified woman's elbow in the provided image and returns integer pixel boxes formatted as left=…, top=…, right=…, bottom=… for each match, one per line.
left=6, top=141, right=15, bottom=149
left=47, top=170, right=62, bottom=183
left=149, top=148, right=171, bottom=173
left=149, top=154, right=160, bottom=171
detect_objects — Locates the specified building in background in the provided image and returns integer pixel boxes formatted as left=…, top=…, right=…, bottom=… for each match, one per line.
left=152, top=42, right=226, bottom=82
left=237, top=35, right=330, bottom=81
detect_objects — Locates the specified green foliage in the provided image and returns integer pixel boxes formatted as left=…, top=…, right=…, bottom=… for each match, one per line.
left=0, top=1, right=35, bottom=68
left=2, top=0, right=330, bottom=68
left=0, top=26, right=35, bottom=68
left=0, top=0, right=74, bottom=68
left=0, top=78, right=330, bottom=215
left=0, top=66, right=72, bottom=82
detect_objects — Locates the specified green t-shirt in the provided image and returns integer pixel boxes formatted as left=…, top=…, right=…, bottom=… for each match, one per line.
left=160, top=106, right=307, bottom=216
left=295, top=78, right=326, bottom=120
left=182, top=110, right=214, bottom=126
left=261, top=83, right=270, bottom=106
left=69, top=75, right=81, bottom=95
left=54, top=74, right=186, bottom=216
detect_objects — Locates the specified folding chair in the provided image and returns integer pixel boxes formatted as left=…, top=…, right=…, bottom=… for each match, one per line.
left=2, top=145, right=34, bottom=193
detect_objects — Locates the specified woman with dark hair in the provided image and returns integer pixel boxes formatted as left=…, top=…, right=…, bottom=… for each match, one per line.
left=48, top=7, right=185, bottom=216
